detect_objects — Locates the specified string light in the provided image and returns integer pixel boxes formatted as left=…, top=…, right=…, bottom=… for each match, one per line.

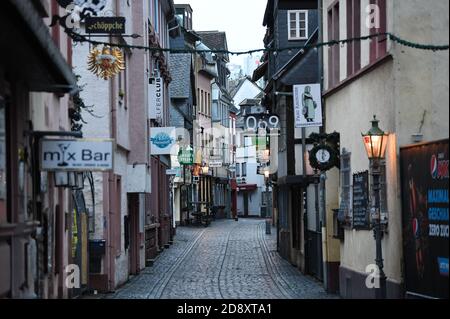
left=67, top=29, right=449, bottom=55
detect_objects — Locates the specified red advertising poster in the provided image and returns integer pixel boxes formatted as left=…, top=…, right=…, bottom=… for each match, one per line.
left=401, top=139, right=449, bottom=299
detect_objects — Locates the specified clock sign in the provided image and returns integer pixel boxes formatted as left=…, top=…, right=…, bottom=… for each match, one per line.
left=309, top=144, right=338, bottom=171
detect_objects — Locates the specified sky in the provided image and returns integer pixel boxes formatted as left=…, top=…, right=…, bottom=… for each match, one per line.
left=173, top=0, right=267, bottom=66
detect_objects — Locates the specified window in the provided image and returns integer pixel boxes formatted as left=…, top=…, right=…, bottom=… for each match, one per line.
left=199, top=89, right=202, bottom=114
left=339, top=150, right=352, bottom=226
left=328, top=3, right=340, bottom=88
left=51, top=0, right=60, bottom=47
left=288, top=10, right=309, bottom=40
left=115, top=176, right=122, bottom=256
left=207, top=93, right=211, bottom=116
left=347, top=0, right=361, bottom=76
left=153, top=0, right=159, bottom=33
left=197, top=88, right=200, bottom=113
left=242, top=163, right=247, bottom=177
left=236, top=163, right=241, bottom=177
left=369, top=0, right=387, bottom=63
left=0, top=96, right=7, bottom=223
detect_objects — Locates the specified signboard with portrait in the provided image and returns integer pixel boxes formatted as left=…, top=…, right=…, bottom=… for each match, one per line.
left=400, top=139, right=449, bottom=299
left=293, top=83, right=323, bottom=128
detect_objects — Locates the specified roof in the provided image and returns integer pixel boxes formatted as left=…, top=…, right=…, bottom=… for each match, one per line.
left=230, top=77, right=263, bottom=99
left=169, top=53, right=192, bottom=98
left=230, top=77, right=247, bottom=98
left=239, top=99, right=261, bottom=107
left=196, top=31, right=229, bottom=60
left=263, top=0, right=275, bottom=27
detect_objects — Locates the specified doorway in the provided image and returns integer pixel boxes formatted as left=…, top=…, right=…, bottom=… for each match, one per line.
left=127, top=194, right=140, bottom=275
left=243, top=193, right=249, bottom=217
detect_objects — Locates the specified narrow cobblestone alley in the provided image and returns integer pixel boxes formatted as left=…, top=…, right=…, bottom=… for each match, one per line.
left=106, top=219, right=336, bottom=299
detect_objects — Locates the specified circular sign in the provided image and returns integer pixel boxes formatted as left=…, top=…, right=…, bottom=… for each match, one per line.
left=309, top=144, right=338, bottom=171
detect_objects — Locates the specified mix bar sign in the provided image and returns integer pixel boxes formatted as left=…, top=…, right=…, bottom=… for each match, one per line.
left=41, top=139, right=114, bottom=171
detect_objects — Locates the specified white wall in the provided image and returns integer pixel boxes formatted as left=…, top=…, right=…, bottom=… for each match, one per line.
left=322, top=0, right=449, bottom=286
left=232, top=80, right=263, bottom=109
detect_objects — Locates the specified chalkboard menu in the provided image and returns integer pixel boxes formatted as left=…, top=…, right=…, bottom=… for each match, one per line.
left=353, top=171, right=370, bottom=229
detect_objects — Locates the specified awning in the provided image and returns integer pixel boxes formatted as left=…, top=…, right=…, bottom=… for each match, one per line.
left=237, top=184, right=257, bottom=192
left=1, top=0, right=78, bottom=94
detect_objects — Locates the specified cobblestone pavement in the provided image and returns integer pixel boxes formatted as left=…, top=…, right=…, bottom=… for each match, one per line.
left=107, top=219, right=337, bottom=299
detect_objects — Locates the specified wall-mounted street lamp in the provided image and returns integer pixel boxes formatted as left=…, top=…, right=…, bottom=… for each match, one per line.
left=362, top=115, right=389, bottom=160
left=362, top=115, right=389, bottom=299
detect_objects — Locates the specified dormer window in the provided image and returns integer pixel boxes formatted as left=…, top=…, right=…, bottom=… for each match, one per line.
left=288, top=10, right=308, bottom=40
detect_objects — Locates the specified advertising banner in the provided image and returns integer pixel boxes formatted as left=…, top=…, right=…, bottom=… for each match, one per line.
left=400, top=139, right=449, bottom=299
left=293, top=83, right=323, bottom=128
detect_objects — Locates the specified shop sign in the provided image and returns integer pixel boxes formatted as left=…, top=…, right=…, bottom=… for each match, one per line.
left=166, top=168, right=181, bottom=176
left=150, top=127, right=176, bottom=155
left=209, top=160, right=223, bottom=168
left=149, top=77, right=164, bottom=124
left=40, top=139, right=114, bottom=171
left=178, top=148, right=194, bottom=165
left=85, top=17, right=126, bottom=34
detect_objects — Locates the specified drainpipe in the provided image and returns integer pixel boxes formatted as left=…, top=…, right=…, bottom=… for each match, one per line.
left=318, top=0, right=329, bottom=292
left=107, top=32, right=118, bottom=290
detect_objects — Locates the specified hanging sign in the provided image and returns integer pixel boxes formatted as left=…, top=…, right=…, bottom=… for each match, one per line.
left=85, top=17, right=126, bottom=34
left=150, top=127, right=176, bottom=155
left=293, top=83, right=323, bottom=128
left=178, top=148, right=194, bottom=165
left=166, top=168, right=181, bottom=176
left=209, top=161, right=223, bottom=168
left=40, top=139, right=114, bottom=171
left=87, top=45, right=125, bottom=80
left=149, top=77, right=164, bottom=124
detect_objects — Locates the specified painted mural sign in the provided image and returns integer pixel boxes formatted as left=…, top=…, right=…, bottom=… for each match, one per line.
left=40, top=139, right=114, bottom=171
left=148, top=77, right=164, bottom=124
left=150, top=127, right=176, bottom=155
left=293, top=83, right=323, bottom=128
left=400, top=139, right=449, bottom=299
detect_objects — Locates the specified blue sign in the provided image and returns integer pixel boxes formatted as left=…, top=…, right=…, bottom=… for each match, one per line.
left=438, top=257, right=449, bottom=277
left=151, top=133, right=174, bottom=149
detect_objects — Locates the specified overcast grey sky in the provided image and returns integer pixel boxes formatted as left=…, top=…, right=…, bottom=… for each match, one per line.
left=173, top=0, right=267, bottom=65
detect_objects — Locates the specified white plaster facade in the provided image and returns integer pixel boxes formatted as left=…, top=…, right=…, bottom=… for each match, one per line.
left=322, top=0, right=449, bottom=297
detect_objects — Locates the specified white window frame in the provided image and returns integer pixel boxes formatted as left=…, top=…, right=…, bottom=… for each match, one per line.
left=288, top=10, right=309, bottom=40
